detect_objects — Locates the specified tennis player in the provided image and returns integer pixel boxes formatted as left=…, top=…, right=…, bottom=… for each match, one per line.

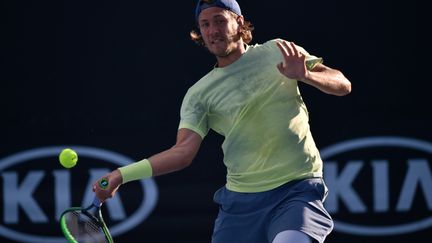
left=93, top=0, right=351, bottom=242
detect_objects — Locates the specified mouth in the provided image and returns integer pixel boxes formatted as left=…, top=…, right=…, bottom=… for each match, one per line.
left=210, top=38, right=225, bottom=45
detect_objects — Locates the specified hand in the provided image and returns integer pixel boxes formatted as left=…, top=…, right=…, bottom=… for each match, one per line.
left=92, top=169, right=123, bottom=203
left=276, top=41, right=308, bottom=81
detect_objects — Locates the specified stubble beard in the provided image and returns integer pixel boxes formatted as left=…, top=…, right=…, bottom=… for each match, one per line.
left=207, top=33, right=241, bottom=58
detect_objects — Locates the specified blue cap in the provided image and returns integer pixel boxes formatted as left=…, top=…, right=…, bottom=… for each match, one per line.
left=195, top=0, right=242, bottom=22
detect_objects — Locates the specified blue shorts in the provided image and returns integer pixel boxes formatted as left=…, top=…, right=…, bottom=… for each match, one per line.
left=211, top=178, right=333, bottom=243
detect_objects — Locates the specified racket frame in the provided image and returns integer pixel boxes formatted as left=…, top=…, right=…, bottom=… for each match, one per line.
left=60, top=198, right=114, bottom=243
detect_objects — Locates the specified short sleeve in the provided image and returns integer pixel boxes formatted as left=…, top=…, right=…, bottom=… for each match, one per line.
left=178, top=88, right=209, bottom=139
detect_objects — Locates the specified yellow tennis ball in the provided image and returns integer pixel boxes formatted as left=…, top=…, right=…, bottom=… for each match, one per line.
left=59, top=148, right=78, bottom=168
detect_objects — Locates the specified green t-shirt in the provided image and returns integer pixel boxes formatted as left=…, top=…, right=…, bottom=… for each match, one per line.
left=179, top=39, right=323, bottom=192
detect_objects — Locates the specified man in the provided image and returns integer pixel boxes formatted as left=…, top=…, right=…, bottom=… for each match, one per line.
left=93, top=0, right=351, bottom=242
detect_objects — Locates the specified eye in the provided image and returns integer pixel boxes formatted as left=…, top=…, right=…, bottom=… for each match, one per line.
left=199, top=22, right=209, bottom=29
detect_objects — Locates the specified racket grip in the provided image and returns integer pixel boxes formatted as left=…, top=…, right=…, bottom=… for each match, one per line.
left=93, top=196, right=102, bottom=207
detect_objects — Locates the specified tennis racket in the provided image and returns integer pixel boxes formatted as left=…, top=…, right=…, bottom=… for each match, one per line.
left=60, top=178, right=114, bottom=243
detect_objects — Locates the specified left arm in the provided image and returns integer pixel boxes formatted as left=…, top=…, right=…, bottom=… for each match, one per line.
left=303, top=63, right=351, bottom=96
left=276, top=40, right=351, bottom=96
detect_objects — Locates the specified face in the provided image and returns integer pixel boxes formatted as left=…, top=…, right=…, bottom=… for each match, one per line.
left=198, top=7, right=243, bottom=58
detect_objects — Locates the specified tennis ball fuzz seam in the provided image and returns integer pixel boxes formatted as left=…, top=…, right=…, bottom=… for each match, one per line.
left=59, top=148, right=78, bottom=169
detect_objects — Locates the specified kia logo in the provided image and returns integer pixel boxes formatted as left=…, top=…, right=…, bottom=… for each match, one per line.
left=0, top=146, right=158, bottom=243
left=321, top=136, right=432, bottom=236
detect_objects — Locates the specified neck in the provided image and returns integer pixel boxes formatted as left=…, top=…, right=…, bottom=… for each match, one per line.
left=216, top=40, right=246, bottom=68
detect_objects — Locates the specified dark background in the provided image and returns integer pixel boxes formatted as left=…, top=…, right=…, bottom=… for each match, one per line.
left=1, top=0, right=426, bottom=242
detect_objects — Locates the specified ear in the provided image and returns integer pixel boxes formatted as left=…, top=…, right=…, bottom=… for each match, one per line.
left=236, top=15, right=244, bottom=27
left=236, top=15, right=244, bottom=35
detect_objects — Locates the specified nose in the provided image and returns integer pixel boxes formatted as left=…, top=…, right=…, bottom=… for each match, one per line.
left=206, top=23, right=220, bottom=36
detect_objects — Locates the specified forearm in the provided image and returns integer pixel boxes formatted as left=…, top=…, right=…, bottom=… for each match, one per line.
left=120, top=128, right=202, bottom=181
left=148, top=144, right=196, bottom=176
left=92, top=148, right=189, bottom=201
left=93, top=129, right=201, bottom=201
left=118, top=145, right=196, bottom=184
left=302, top=65, right=352, bottom=96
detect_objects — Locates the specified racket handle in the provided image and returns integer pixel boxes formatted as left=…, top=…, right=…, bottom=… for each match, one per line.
left=93, top=196, right=102, bottom=207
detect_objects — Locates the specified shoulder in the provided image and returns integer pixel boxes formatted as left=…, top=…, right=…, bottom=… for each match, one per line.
left=184, top=69, right=217, bottom=98
left=246, top=39, right=287, bottom=62
left=260, top=38, right=311, bottom=56
left=248, top=38, right=281, bottom=52
left=248, top=38, right=301, bottom=55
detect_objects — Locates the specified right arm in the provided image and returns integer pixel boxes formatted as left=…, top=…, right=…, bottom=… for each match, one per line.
left=148, top=128, right=203, bottom=176
left=93, top=128, right=202, bottom=201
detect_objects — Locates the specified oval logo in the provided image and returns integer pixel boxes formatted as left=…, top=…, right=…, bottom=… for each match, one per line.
left=0, top=146, right=158, bottom=243
left=321, top=136, right=432, bottom=236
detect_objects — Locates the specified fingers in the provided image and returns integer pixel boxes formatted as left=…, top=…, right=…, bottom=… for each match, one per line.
left=92, top=171, right=122, bottom=203
left=277, top=62, right=284, bottom=73
left=282, top=41, right=295, bottom=56
left=286, top=41, right=304, bottom=58
left=276, top=41, right=290, bottom=62
left=289, top=42, right=300, bottom=57
left=277, top=40, right=303, bottom=60
left=277, top=63, right=282, bottom=73
left=92, top=176, right=111, bottom=202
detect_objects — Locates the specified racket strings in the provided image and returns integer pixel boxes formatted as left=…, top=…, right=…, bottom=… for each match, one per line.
left=64, top=211, right=108, bottom=243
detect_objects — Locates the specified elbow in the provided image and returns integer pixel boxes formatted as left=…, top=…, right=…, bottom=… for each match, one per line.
left=319, top=69, right=352, bottom=96
left=171, top=130, right=202, bottom=171
left=179, top=156, right=194, bottom=169
left=344, top=80, right=352, bottom=95
left=333, top=70, right=351, bottom=96
left=175, top=146, right=197, bottom=169
left=333, top=73, right=351, bottom=96
left=337, top=81, right=352, bottom=96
